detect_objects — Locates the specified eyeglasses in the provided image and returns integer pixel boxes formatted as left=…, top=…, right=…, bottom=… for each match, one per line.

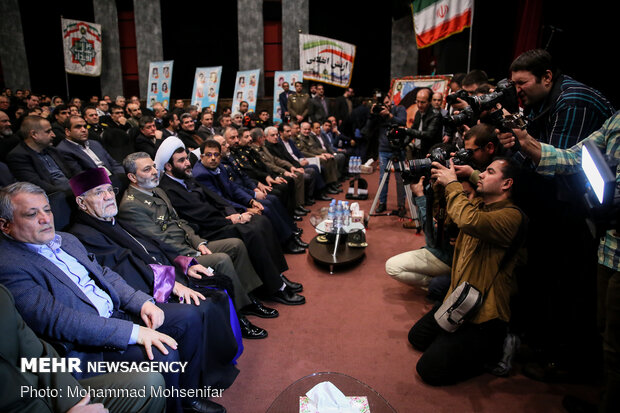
left=89, top=187, right=119, bottom=198
left=203, top=152, right=220, bottom=158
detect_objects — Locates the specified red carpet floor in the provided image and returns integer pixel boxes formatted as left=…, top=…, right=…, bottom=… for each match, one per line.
left=218, top=167, right=599, bottom=412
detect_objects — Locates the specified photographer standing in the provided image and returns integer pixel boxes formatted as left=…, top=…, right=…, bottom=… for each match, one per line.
left=500, top=111, right=620, bottom=413
left=408, top=157, right=525, bottom=385
left=366, top=94, right=407, bottom=214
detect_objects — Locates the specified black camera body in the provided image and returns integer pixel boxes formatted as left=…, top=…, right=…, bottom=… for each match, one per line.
left=386, top=125, right=413, bottom=151
left=372, top=103, right=386, bottom=114
left=401, top=147, right=473, bottom=184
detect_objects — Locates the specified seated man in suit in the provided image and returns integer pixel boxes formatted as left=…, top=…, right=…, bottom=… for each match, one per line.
left=67, top=168, right=243, bottom=388
left=151, top=138, right=306, bottom=306
left=295, top=121, right=341, bottom=194
left=56, top=116, right=126, bottom=190
left=0, top=181, right=226, bottom=413
left=0, top=283, right=166, bottom=413
left=6, top=115, right=77, bottom=195
left=193, top=139, right=307, bottom=253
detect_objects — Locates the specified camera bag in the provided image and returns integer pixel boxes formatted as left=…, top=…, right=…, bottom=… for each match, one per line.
left=434, top=206, right=528, bottom=332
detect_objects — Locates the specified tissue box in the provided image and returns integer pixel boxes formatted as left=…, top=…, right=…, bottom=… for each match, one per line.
left=351, top=210, right=364, bottom=223
left=299, top=396, right=369, bottom=413
left=360, top=165, right=373, bottom=174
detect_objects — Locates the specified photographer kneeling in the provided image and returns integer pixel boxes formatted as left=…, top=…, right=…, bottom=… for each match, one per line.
left=408, top=156, right=526, bottom=386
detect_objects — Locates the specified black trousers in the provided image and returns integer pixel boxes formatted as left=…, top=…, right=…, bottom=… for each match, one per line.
left=597, top=264, right=620, bottom=413
left=408, top=304, right=506, bottom=386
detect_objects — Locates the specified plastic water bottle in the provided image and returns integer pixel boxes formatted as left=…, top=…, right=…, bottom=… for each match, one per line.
left=334, top=202, right=343, bottom=230
left=348, top=157, right=353, bottom=174
left=343, top=201, right=350, bottom=226
left=327, top=200, right=336, bottom=221
left=354, top=157, right=361, bottom=173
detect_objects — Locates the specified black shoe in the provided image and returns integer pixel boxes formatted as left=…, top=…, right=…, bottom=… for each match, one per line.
left=281, top=274, right=303, bottom=293
left=294, top=207, right=308, bottom=216
left=284, top=239, right=305, bottom=254
left=326, top=188, right=339, bottom=194
left=375, top=203, right=386, bottom=213
left=184, top=399, right=226, bottom=413
left=304, top=198, right=316, bottom=206
left=317, top=193, right=332, bottom=201
left=269, top=286, right=306, bottom=305
left=390, top=206, right=406, bottom=218
left=294, top=227, right=303, bottom=236
left=297, top=205, right=311, bottom=213
left=241, top=301, right=279, bottom=318
left=239, top=316, right=268, bottom=339
left=294, top=236, right=309, bottom=248
left=293, top=215, right=303, bottom=222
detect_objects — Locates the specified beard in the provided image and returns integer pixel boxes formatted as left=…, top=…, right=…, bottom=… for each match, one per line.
left=171, top=165, right=191, bottom=180
left=136, top=174, right=159, bottom=189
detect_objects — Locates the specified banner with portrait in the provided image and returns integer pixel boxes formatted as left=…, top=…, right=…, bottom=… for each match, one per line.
left=191, top=66, right=222, bottom=112
left=389, top=75, right=452, bottom=127
left=232, top=69, right=260, bottom=113
left=61, top=18, right=102, bottom=76
left=147, top=61, right=173, bottom=109
left=299, top=34, right=356, bottom=88
left=272, top=70, right=303, bottom=125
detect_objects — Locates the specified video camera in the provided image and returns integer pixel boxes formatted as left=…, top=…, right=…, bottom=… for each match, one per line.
left=401, top=147, right=474, bottom=184
left=386, top=125, right=413, bottom=151
left=442, top=79, right=525, bottom=131
left=581, top=140, right=620, bottom=238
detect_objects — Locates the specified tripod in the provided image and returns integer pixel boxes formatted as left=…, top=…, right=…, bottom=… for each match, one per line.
left=368, top=155, right=421, bottom=230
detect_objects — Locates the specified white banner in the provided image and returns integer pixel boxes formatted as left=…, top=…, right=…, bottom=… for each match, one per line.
left=191, top=67, right=222, bottom=112
left=147, top=61, right=173, bottom=109
left=61, top=18, right=102, bottom=76
left=232, top=69, right=260, bottom=113
left=299, top=34, right=355, bottom=88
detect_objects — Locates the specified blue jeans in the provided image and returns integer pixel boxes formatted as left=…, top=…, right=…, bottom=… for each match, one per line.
left=378, top=151, right=405, bottom=206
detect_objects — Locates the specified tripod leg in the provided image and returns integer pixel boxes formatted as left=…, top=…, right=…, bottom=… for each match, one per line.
left=369, top=159, right=392, bottom=216
left=403, top=184, right=421, bottom=230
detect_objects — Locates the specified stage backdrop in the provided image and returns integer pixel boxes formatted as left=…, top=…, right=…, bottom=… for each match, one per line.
left=147, top=60, right=173, bottom=109
left=299, top=34, right=356, bottom=88
left=191, top=66, right=222, bottom=112
left=389, top=75, right=452, bottom=126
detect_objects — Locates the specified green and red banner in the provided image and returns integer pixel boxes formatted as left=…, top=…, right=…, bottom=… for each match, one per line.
left=412, top=0, right=472, bottom=49
left=61, top=18, right=102, bottom=76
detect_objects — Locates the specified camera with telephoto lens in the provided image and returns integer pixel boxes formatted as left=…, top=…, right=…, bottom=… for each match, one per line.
left=386, top=124, right=413, bottom=150
left=401, top=147, right=473, bottom=184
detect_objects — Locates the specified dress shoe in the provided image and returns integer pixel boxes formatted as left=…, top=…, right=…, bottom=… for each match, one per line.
left=293, top=215, right=303, bottom=222
left=239, top=316, right=268, bottom=339
left=281, top=274, right=303, bottom=293
left=269, top=286, right=306, bottom=305
left=391, top=206, right=406, bottom=218
left=294, top=227, right=303, bottom=235
left=294, top=207, right=308, bottom=216
left=326, top=188, right=339, bottom=194
left=317, top=194, right=333, bottom=201
left=403, top=220, right=418, bottom=229
left=297, top=205, right=311, bottom=213
left=304, top=198, right=316, bottom=206
left=294, top=236, right=309, bottom=248
left=241, top=301, right=279, bottom=318
left=284, top=239, right=305, bottom=254
left=184, top=399, right=226, bottom=413
left=375, top=203, right=387, bottom=213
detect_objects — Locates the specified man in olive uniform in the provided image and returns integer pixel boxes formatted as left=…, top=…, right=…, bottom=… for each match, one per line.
left=287, top=81, right=310, bottom=123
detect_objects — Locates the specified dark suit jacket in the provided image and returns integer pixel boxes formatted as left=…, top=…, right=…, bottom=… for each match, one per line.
left=56, top=139, right=124, bottom=175
left=0, top=284, right=84, bottom=412
left=193, top=161, right=253, bottom=211
left=6, top=141, right=77, bottom=193
left=265, top=139, right=302, bottom=168
left=411, top=107, right=443, bottom=156
left=0, top=232, right=152, bottom=364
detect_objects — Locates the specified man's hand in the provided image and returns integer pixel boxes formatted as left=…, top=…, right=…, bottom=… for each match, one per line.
left=430, top=160, right=458, bottom=187
left=173, top=282, right=205, bottom=305
left=67, top=395, right=108, bottom=413
left=240, top=212, right=252, bottom=223
left=274, top=176, right=287, bottom=184
left=140, top=301, right=165, bottom=330
left=246, top=207, right=261, bottom=215
left=197, top=244, right=212, bottom=255
left=410, top=176, right=425, bottom=197
left=250, top=199, right=265, bottom=211
left=296, top=115, right=304, bottom=122
left=442, top=135, right=451, bottom=144
left=283, top=171, right=296, bottom=178
left=497, top=127, right=542, bottom=165
left=265, top=176, right=277, bottom=186
left=257, top=182, right=272, bottom=193
left=453, top=164, right=474, bottom=180
left=137, top=327, right=177, bottom=360
left=188, top=264, right=214, bottom=279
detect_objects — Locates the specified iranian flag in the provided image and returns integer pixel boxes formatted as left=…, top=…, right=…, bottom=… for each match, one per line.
left=412, top=0, right=473, bottom=48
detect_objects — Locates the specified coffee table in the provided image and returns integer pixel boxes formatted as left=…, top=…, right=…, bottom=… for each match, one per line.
left=266, top=371, right=396, bottom=413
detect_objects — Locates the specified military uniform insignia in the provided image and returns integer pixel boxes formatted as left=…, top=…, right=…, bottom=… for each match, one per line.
left=144, top=200, right=152, bottom=206
left=126, top=194, right=134, bottom=200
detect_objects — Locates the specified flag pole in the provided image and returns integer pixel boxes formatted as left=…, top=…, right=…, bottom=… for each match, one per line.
left=466, top=2, right=475, bottom=72
left=60, top=15, right=70, bottom=100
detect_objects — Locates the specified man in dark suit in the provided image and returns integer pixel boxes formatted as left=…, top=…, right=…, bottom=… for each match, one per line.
left=0, top=283, right=166, bottom=413
left=6, top=115, right=77, bottom=194
left=0, top=181, right=224, bottom=413
left=153, top=138, right=306, bottom=306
